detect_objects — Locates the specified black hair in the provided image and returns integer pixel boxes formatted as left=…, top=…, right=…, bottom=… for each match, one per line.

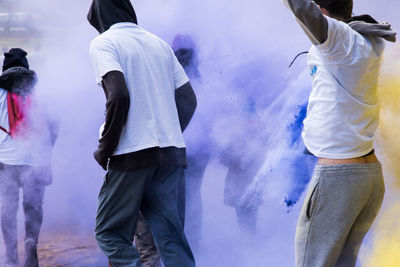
left=314, top=0, right=353, bottom=20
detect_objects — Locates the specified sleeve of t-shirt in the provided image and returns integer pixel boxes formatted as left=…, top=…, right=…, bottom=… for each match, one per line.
left=171, top=49, right=189, bottom=89
left=89, top=38, right=123, bottom=86
left=314, top=17, right=356, bottom=63
left=315, top=17, right=340, bottom=53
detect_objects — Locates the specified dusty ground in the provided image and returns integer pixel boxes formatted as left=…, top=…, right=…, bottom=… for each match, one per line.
left=1, top=230, right=107, bottom=267
left=38, top=231, right=107, bottom=267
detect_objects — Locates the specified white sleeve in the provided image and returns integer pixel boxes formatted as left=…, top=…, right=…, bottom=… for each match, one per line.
left=89, top=38, right=123, bottom=86
left=315, top=17, right=339, bottom=53
left=316, top=17, right=369, bottom=67
left=171, top=50, right=189, bottom=89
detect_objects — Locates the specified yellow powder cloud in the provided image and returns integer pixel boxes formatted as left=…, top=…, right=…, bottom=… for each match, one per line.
left=362, top=45, right=400, bottom=267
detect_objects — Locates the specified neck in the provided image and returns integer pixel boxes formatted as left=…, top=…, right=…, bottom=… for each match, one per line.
left=329, top=15, right=347, bottom=22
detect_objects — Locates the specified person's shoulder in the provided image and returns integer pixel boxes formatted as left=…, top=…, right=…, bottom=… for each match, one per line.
left=318, top=16, right=361, bottom=48
left=89, top=32, right=115, bottom=54
left=90, top=31, right=111, bottom=45
left=325, top=16, right=353, bottom=34
left=143, top=29, right=175, bottom=56
left=135, top=26, right=167, bottom=46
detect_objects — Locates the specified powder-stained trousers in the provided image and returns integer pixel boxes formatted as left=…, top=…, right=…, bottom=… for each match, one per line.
left=95, top=166, right=195, bottom=267
left=295, top=163, right=385, bottom=267
left=0, top=164, right=46, bottom=264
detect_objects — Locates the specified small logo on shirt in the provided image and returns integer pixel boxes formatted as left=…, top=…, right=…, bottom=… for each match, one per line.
left=310, top=66, right=317, bottom=76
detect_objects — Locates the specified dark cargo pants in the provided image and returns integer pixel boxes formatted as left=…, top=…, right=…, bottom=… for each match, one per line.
left=95, top=166, right=195, bottom=267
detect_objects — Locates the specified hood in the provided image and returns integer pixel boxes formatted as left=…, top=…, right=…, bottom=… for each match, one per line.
left=348, top=15, right=396, bottom=43
left=0, top=67, right=37, bottom=96
left=87, top=0, right=138, bottom=34
left=3, top=48, right=29, bottom=72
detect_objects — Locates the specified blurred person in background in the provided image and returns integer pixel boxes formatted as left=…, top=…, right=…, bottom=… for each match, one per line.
left=0, top=48, right=57, bottom=267
left=134, top=34, right=209, bottom=266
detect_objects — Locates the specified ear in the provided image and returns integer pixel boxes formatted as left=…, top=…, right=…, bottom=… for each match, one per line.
left=320, top=7, right=330, bottom=16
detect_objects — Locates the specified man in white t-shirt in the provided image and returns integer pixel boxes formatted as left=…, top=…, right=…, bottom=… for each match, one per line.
left=282, top=0, right=396, bottom=266
left=87, top=1, right=197, bottom=266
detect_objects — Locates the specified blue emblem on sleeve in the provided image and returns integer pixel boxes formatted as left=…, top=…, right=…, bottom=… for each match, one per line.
left=310, top=65, right=317, bottom=76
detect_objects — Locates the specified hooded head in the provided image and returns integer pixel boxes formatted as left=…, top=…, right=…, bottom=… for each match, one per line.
left=87, top=0, right=138, bottom=34
left=3, top=48, right=29, bottom=72
left=0, top=48, right=36, bottom=95
left=172, top=34, right=200, bottom=79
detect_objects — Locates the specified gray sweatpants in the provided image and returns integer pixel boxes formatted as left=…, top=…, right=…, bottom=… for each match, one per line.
left=295, top=163, right=385, bottom=267
left=95, top=166, right=195, bottom=267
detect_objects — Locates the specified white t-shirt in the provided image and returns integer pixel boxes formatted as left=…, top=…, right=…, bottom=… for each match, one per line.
left=0, top=88, right=52, bottom=166
left=90, top=22, right=189, bottom=156
left=0, top=88, right=26, bottom=165
left=303, top=16, right=385, bottom=159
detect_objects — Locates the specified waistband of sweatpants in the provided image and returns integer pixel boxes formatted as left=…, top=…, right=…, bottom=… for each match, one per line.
left=314, top=162, right=382, bottom=176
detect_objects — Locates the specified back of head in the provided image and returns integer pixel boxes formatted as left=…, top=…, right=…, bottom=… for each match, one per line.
left=172, top=34, right=200, bottom=79
left=172, top=34, right=198, bottom=68
left=1, top=48, right=37, bottom=95
left=3, top=48, right=29, bottom=72
left=314, top=0, right=353, bottom=21
left=87, top=0, right=138, bottom=34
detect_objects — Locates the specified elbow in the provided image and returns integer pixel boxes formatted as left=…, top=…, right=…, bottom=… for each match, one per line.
left=285, top=0, right=305, bottom=17
left=190, top=90, right=197, bottom=114
left=291, top=6, right=304, bottom=18
left=116, top=88, right=130, bottom=105
left=120, top=91, right=130, bottom=108
left=186, top=82, right=197, bottom=114
left=108, top=91, right=130, bottom=110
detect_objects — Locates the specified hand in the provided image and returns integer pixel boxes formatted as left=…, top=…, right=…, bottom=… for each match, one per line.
left=93, top=150, right=108, bottom=171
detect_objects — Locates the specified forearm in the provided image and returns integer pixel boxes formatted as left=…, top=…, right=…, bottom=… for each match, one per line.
left=97, top=71, right=130, bottom=160
left=282, top=0, right=328, bottom=44
left=175, top=82, right=197, bottom=132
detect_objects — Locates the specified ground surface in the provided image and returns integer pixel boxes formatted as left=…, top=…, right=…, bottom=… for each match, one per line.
left=38, top=231, right=106, bottom=267
left=1, top=230, right=107, bottom=267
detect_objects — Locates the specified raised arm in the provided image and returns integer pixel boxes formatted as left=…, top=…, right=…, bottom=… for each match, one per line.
left=94, top=71, right=130, bottom=170
left=175, top=81, right=197, bottom=132
left=282, top=0, right=328, bottom=45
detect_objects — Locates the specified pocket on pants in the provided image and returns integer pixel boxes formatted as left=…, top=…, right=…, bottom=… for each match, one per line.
left=306, top=179, right=320, bottom=219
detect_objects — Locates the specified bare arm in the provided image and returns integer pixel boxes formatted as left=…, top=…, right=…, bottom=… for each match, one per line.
left=94, top=71, right=130, bottom=170
left=175, top=81, right=197, bottom=132
left=282, top=0, right=328, bottom=45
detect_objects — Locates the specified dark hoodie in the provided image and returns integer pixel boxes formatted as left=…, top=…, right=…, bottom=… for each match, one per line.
left=0, top=67, right=37, bottom=137
left=87, top=0, right=137, bottom=33
left=0, top=67, right=37, bottom=96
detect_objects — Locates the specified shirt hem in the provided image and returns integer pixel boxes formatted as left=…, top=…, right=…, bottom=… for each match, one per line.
left=113, top=142, right=186, bottom=156
left=304, top=142, right=374, bottom=159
